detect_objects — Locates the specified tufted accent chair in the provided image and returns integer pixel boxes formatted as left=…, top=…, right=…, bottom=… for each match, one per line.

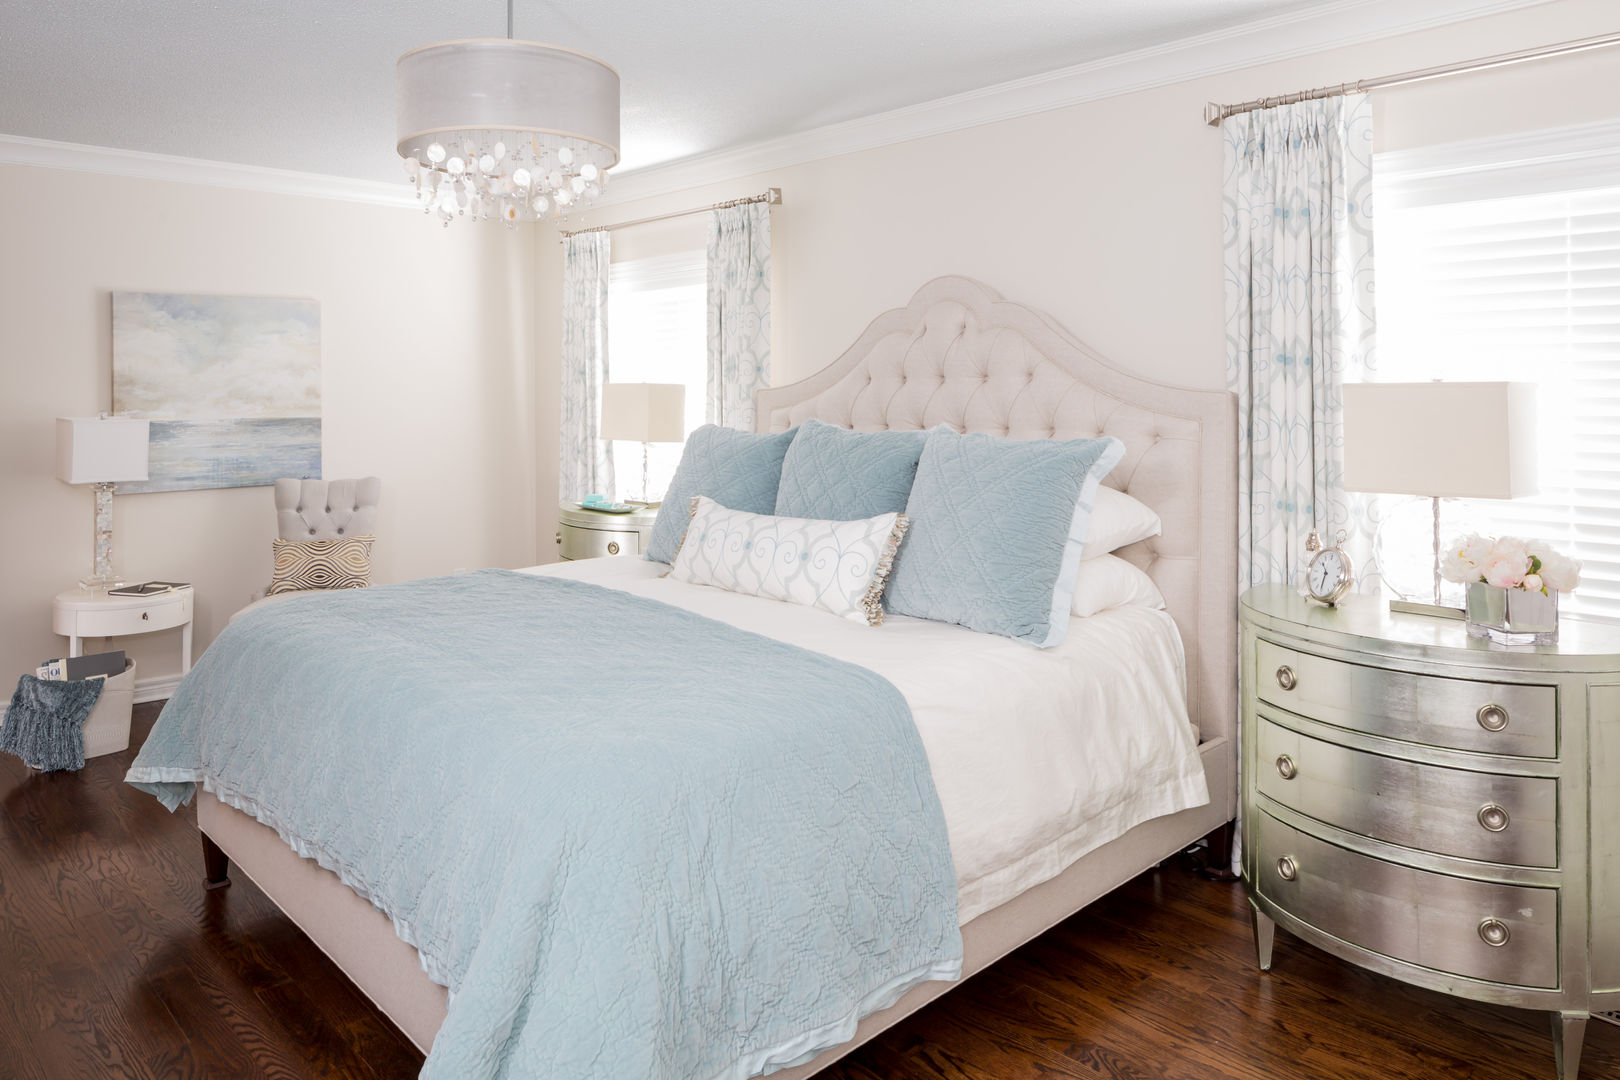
left=275, top=477, right=382, bottom=542
left=230, top=477, right=382, bottom=622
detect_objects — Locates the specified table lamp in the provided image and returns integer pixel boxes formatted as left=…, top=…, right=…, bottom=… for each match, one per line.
left=57, top=415, right=150, bottom=590
left=1342, top=382, right=1537, bottom=617
left=600, top=383, right=686, bottom=505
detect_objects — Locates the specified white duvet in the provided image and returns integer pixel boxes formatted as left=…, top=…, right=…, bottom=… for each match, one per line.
left=525, top=557, right=1208, bottom=923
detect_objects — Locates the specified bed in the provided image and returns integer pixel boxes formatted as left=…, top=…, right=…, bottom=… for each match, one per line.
left=141, top=275, right=1237, bottom=1077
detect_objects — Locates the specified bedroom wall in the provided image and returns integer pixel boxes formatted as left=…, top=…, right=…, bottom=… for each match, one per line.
left=0, top=166, right=538, bottom=699
left=530, top=0, right=1620, bottom=554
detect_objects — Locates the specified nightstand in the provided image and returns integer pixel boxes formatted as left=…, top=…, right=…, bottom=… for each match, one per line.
left=1240, top=585, right=1620, bottom=1079
left=53, top=585, right=194, bottom=675
left=555, top=504, right=658, bottom=561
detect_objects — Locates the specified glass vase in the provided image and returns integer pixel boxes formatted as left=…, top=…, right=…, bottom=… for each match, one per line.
left=1464, top=581, right=1559, bottom=646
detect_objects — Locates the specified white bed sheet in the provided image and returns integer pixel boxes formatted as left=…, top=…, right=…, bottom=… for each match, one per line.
left=523, top=557, right=1208, bottom=924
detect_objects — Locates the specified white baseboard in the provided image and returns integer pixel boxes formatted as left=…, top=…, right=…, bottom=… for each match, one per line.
left=135, top=674, right=182, bottom=705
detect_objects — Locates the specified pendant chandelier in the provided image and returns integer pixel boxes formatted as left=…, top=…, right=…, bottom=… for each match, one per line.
left=395, top=2, right=619, bottom=226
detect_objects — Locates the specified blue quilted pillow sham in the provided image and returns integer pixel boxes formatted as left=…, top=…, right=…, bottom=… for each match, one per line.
left=774, top=419, right=929, bottom=521
left=884, top=428, right=1125, bottom=648
left=645, top=424, right=798, bottom=564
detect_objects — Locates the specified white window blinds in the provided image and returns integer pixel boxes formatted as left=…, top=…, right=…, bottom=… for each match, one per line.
left=1375, top=131, right=1620, bottom=619
left=607, top=252, right=706, bottom=501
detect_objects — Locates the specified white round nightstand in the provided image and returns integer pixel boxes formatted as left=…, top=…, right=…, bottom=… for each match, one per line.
left=52, top=585, right=195, bottom=675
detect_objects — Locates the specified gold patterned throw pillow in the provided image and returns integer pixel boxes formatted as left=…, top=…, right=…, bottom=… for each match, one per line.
left=268, top=535, right=375, bottom=594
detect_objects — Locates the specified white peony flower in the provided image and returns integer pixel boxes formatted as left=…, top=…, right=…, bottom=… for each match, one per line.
left=1522, top=572, right=1544, bottom=593
left=1491, top=535, right=1530, bottom=567
left=1538, top=551, right=1583, bottom=592
left=1442, top=533, right=1493, bottom=584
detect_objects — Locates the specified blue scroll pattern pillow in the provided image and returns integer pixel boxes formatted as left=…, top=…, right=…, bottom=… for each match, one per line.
left=884, top=429, right=1125, bottom=648
left=667, top=496, right=909, bottom=625
left=774, top=419, right=930, bottom=521
left=645, top=424, right=798, bottom=564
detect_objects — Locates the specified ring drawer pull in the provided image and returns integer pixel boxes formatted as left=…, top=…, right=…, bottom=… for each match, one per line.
left=1478, top=804, right=1511, bottom=833
left=1478, top=918, right=1511, bottom=947
left=1476, top=703, right=1509, bottom=732
left=1276, top=855, right=1298, bottom=882
left=1275, top=754, right=1298, bottom=780
left=607, top=541, right=620, bottom=555
left=1275, top=665, right=1297, bottom=691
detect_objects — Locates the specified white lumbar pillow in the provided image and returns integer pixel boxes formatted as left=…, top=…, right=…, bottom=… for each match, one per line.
left=1070, top=554, right=1167, bottom=618
left=666, top=496, right=909, bottom=625
left=1080, top=486, right=1162, bottom=560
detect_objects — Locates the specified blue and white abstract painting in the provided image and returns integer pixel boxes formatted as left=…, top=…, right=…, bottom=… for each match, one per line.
left=112, top=292, right=320, bottom=494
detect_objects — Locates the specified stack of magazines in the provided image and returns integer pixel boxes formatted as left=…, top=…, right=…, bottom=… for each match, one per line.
left=36, top=650, right=125, bottom=682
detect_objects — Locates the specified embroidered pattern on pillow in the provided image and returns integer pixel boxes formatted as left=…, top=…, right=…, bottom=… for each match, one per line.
left=269, top=535, right=375, bottom=594
left=667, top=497, right=908, bottom=625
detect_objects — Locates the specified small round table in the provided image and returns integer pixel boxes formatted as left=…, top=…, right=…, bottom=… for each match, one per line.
left=52, top=585, right=194, bottom=675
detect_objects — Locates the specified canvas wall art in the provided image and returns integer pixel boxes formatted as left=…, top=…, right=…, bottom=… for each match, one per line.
left=112, top=292, right=321, bottom=494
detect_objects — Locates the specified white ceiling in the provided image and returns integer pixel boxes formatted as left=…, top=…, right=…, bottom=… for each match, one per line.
left=2, top=0, right=1352, bottom=184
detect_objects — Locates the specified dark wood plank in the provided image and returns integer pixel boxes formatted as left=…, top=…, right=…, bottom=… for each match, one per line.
left=3, top=701, right=1618, bottom=1079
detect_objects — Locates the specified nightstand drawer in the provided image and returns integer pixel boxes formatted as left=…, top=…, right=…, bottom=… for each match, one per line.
left=1254, top=812, right=1558, bottom=988
left=1256, top=717, right=1558, bottom=867
left=560, top=526, right=640, bottom=561
left=55, top=594, right=192, bottom=637
left=1255, top=639, right=1556, bottom=757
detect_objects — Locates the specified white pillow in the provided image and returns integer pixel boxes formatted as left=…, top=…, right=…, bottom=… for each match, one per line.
left=1080, top=487, right=1162, bottom=560
left=666, top=496, right=909, bottom=625
left=1070, top=554, right=1167, bottom=618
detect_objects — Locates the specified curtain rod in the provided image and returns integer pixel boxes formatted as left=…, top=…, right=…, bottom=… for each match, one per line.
left=1204, top=29, right=1620, bottom=127
left=558, top=187, right=782, bottom=241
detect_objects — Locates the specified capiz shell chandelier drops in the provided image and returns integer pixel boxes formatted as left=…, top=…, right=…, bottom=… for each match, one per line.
left=396, top=35, right=619, bottom=226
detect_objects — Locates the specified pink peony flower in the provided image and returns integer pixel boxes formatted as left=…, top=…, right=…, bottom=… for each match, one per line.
left=1522, top=573, right=1544, bottom=593
left=1483, top=556, right=1527, bottom=589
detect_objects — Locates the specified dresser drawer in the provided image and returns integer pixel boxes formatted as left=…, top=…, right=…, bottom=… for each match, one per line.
left=1256, top=717, right=1558, bottom=867
left=1253, top=812, right=1558, bottom=988
left=560, top=525, right=641, bottom=561
left=1255, top=639, right=1557, bottom=757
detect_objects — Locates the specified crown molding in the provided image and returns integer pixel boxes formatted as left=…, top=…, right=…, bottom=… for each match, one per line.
left=599, top=0, right=1554, bottom=206
left=0, top=0, right=1554, bottom=209
left=0, top=132, right=416, bottom=207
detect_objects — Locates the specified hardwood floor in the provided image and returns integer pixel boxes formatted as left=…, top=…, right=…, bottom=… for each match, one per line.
left=2, top=703, right=1615, bottom=1079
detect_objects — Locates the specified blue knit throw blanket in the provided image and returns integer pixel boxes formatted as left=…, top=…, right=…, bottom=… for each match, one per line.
left=0, top=675, right=103, bottom=772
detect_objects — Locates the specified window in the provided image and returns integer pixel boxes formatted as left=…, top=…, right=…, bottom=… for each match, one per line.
left=1373, top=128, right=1620, bottom=618
left=607, top=252, right=706, bottom=501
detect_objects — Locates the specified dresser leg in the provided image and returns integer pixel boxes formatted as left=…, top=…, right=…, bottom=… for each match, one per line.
left=1552, top=1011, right=1586, bottom=1080
left=1250, top=903, right=1275, bottom=971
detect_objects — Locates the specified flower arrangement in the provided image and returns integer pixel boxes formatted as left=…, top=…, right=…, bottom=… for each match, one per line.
left=1440, top=534, right=1581, bottom=595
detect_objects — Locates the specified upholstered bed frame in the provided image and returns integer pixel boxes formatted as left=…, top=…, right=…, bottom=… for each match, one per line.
left=194, top=275, right=1239, bottom=1072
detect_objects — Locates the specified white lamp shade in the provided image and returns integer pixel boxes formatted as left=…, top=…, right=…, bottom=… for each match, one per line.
left=56, top=417, right=150, bottom=484
left=396, top=40, right=620, bottom=167
left=1342, top=382, right=1536, bottom=499
left=600, top=383, right=686, bottom=443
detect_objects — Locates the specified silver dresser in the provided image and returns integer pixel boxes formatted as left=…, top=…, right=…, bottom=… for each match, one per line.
left=1240, top=585, right=1620, bottom=1080
left=555, top=503, right=658, bottom=562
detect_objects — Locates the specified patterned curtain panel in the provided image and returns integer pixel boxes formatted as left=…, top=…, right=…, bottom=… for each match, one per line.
left=706, top=201, right=772, bottom=431
left=1223, top=94, right=1377, bottom=594
left=559, top=231, right=615, bottom=503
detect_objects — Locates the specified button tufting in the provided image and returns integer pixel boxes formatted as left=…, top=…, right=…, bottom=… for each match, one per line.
left=309, top=528, right=316, bottom=536
left=337, top=528, right=344, bottom=535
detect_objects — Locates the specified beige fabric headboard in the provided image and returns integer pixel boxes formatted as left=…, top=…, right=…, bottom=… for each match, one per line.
left=756, top=276, right=1237, bottom=744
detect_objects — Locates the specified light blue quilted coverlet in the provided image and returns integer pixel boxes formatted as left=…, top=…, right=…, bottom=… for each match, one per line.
left=126, top=570, right=961, bottom=1079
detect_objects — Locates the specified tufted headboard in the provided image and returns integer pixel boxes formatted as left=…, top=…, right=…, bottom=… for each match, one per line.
left=756, top=276, right=1237, bottom=744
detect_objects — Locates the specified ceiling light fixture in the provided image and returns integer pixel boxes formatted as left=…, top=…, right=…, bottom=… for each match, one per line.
left=395, top=0, right=619, bottom=226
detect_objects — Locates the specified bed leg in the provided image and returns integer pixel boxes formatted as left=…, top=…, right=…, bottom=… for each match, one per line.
left=202, top=832, right=232, bottom=891
left=1196, top=819, right=1241, bottom=882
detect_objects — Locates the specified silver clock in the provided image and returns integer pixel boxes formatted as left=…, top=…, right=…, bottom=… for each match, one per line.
left=1303, top=529, right=1353, bottom=606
